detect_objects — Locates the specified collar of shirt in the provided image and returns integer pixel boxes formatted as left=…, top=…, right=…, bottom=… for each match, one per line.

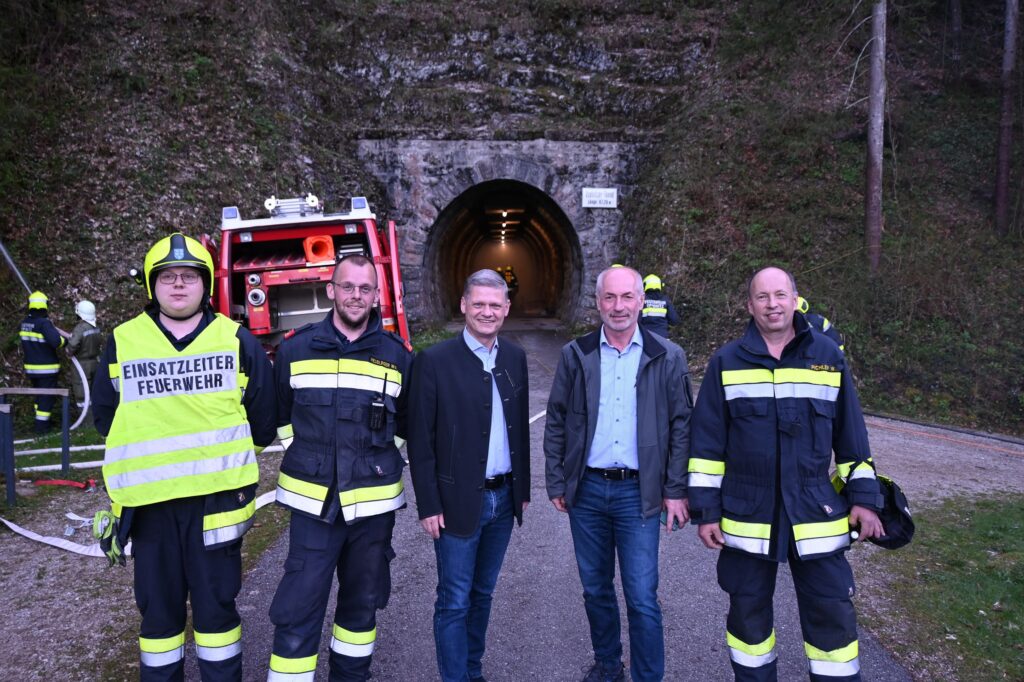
left=463, top=327, right=499, bottom=371
left=599, top=324, right=643, bottom=355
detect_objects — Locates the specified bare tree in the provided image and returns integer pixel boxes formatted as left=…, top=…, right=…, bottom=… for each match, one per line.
left=866, top=1, right=887, bottom=273
left=995, top=0, right=1019, bottom=235
left=948, top=0, right=963, bottom=82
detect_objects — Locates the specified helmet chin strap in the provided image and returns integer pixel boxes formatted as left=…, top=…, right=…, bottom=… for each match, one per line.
left=160, top=309, right=202, bottom=322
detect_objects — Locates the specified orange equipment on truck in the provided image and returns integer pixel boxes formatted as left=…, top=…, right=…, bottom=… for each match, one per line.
left=202, top=194, right=411, bottom=350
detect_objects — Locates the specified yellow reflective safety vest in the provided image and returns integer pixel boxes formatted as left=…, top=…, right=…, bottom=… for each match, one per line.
left=102, top=313, right=258, bottom=508
left=688, top=317, right=883, bottom=562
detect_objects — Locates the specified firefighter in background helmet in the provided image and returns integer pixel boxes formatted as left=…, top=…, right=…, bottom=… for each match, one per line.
left=640, top=274, right=680, bottom=338
left=19, top=290, right=70, bottom=433
left=67, top=300, right=103, bottom=421
left=797, top=296, right=845, bottom=352
left=91, top=232, right=277, bottom=681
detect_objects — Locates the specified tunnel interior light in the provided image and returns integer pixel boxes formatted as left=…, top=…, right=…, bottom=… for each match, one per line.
left=501, top=210, right=508, bottom=218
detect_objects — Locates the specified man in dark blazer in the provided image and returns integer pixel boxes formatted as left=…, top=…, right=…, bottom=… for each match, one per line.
left=408, top=268, right=531, bottom=682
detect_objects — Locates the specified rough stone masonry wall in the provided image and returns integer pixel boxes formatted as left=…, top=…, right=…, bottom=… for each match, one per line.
left=357, top=138, right=643, bottom=325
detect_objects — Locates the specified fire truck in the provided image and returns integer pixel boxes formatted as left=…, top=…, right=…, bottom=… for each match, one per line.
left=202, top=194, right=411, bottom=351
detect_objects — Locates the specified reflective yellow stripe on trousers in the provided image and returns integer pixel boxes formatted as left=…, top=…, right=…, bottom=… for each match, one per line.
left=140, top=632, right=185, bottom=668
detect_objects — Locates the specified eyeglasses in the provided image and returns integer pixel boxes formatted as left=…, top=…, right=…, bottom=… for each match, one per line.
left=157, top=271, right=201, bottom=285
left=332, top=282, right=375, bottom=296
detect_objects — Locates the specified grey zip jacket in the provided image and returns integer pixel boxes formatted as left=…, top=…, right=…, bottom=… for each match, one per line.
left=544, top=325, right=694, bottom=519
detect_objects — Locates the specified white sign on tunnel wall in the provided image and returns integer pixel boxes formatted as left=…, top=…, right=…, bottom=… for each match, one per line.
left=581, top=187, right=618, bottom=209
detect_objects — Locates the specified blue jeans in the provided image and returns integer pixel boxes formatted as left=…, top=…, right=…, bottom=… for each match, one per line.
left=568, top=471, right=663, bottom=682
left=433, top=483, right=514, bottom=682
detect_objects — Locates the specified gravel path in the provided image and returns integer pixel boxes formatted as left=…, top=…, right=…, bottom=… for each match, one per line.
left=3, top=324, right=1023, bottom=681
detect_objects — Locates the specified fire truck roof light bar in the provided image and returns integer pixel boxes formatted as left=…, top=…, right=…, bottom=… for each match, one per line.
left=220, top=196, right=376, bottom=231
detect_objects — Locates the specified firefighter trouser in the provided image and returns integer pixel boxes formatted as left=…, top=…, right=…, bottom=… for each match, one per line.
left=28, top=374, right=58, bottom=430
left=132, top=496, right=244, bottom=682
left=717, top=549, right=860, bottom=682
left=268, top=510, right=396, bottom=682
left=70, top=357, right=97, bottom=407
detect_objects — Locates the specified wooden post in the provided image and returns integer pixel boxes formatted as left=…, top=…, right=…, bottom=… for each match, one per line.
left=1, top=403, right=14, bottom=507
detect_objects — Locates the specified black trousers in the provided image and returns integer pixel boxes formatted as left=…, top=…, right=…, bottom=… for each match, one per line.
left=717, top=549, right=860, bottom=682
left=269, top=510, right=396, bottom=682
left=133, top=497, right=243, bottom=682
left=28, top=373, right=58, bottom=428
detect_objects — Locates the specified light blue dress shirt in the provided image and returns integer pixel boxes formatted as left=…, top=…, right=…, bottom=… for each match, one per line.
left=586, top=324, right=643, bottom=470
left=463, top=327, right=512, bottom=477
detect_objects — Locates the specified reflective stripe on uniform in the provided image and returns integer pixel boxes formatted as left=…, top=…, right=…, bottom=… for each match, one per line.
left=329, top=624, right=376, bottom=658
left=140, top=632, right=185, bottom=668
left=105, top=424, right=254, bottom=464
left=105, top=449, right=256, bottom=494
left=721, top=517, right=771, bottom=555
left=688, top=458, right=725, bottom=488
left=276, top=471, right=329, bottom=516
left=19, top=331, right=44, bottom=341
left=268, top=653, right=317, bottom=681
left=642, top=306, right=667, bottom=317
left=793, top=517, right=851, bottom=558
left=721, top=366, right=773, bottom=398
left=722, top=367, right=840, bottom=401
left=727, top=630, right=777, bottom=668
left=289, top=358, right=402, bottom=397
left=339, top=481, right=405, bottom=521
left=848, top=462, right=877, bottom=482
left=203, top=499, right=256, bottom=546
left=805, top=639, right=860, bottom=677
left=194, top=625, right=242, bottom=662
left=25, top=364, right=60, bottom=374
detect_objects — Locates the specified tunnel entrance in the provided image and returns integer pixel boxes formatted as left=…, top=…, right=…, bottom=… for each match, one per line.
left=425, top=180, right=581, bottom=319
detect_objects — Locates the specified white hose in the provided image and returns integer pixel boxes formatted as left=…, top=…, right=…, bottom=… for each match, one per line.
left=68, top=356, right=89, bottom=431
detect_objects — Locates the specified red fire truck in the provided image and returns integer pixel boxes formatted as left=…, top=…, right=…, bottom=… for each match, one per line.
left=201, top=194, right=411, bottom=351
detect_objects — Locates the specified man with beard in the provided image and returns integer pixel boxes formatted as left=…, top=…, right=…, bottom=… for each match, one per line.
left=268, top=254, right=413, bottom=682
left=92, top=233, right=276, bottom=681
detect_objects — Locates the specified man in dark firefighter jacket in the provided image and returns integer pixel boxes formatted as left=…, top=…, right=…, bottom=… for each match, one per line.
left=19, top=290, right=69, bottom=433
left=797, top=296, right=845, bottom=353
left=268, top=254, right=412, bottom=682
left=92, top=233, right=277, bottom=681
left=639, top=274, right=680, bottom=338
left=408, top=269, right=530, bottom=682
left=688, top=266, right=884, bottom=682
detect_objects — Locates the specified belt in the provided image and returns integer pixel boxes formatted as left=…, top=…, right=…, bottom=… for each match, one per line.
left=586, top=466, right=639, bottom=480
left=483, top=472, right=512, bottom=489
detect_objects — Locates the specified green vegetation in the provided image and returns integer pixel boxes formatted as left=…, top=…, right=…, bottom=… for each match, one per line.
left=861, top=497, right=1024, bottom=680
left=410, top=325, right=456, bottom=352
left=628, top=0, right=1024, bottom=434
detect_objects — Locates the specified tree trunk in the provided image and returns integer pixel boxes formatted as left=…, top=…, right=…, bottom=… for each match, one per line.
left=866, top=1, right=887, bottom=274
left=995, top=0, right=1019, bottom=236
left=948, top=0, right=963, bottom=82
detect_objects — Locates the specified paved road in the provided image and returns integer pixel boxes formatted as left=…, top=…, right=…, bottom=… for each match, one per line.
left=189, top=326, right=913, bottom=681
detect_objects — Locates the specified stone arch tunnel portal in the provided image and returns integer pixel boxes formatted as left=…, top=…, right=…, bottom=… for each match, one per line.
left=424, top=180, right=581, bottom=320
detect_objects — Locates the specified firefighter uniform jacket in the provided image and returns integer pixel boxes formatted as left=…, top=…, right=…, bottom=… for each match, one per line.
left=93, top=307, right=277, bottom=549
left=640, top=287, right=680, bottom=338
left=688, top=314, right=883, bottom=562
left=274, top=310, right=412, bottom=524
left=20, top=310, right=65, bottom=376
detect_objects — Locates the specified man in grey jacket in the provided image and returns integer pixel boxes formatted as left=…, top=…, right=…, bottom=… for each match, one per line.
left=544, top=265, right=693, bottom=682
